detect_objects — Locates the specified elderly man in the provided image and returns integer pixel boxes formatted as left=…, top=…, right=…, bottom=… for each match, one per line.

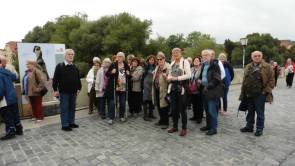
left=53, top=49, right=82, bottom=132
left=239, top=51, right=275, bottom=136
left=0, top=55, right=23, bottom=140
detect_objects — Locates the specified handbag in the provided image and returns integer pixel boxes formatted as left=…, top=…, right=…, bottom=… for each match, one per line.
left=188, top=81, right=198, bottom=94
left=35, top=70, right=48, bottom=96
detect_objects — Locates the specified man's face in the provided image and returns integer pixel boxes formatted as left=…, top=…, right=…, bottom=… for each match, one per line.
left=202, top=53, right=211, bottom=63
left=252, top=53, right=263, bottom=63
left=65, top=51, right=74, bottom=63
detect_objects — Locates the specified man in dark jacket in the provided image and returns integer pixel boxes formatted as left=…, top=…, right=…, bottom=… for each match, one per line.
left=0, top=55, right=23, bottom=140
left=199, top=50, right=224, bottom=136
left=239, top=51, right=275, bottom=136
left=53, top=49, right=82, bottom=132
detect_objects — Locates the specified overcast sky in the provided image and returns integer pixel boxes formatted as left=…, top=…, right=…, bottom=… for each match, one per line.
left=1, top=0, right=295, bottom=48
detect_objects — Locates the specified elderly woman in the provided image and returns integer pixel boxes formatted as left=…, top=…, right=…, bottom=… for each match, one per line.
left=23, top=60, right=46, bottom=122
left=152, top=52, right=170, bottom=129
left=167, top=48, right=191, bottom=137
left=285, top=58, right=295, bottom=88
left=95, top=58, right=112, bottom=119
left=143, top=55, right=157, bottom=121
left=218, top=53, right=234, bottom=115
left=86, top=57, right=101, bottom=114
left=188, top=57, right=203, bottom=123
left=129, top=57, right=144, bottom=117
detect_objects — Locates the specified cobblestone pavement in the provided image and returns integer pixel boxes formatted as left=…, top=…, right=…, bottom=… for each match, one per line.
left=0, top=79, right=295, bottom=166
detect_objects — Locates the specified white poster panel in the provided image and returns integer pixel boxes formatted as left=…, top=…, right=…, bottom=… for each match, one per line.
left=17, top=43, right=65, bottom=103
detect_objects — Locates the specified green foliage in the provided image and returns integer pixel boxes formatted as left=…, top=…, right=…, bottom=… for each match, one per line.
left=75, top=61, right=90, bottom=78
left=224, top=39, right=236, bottom=63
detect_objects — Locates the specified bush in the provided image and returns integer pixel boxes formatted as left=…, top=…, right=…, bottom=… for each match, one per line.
left=75, top=61, right=90, bottom=78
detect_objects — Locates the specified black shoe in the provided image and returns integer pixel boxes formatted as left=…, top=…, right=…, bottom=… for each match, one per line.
left=69, top=124, right=79, bottom=128
left=206, top=129, right=217, bottom=136
left=101, top=116, right=106, bottom=120
left=149, top=114, right=157, bottom=119
left=143, top=117, right=151, bottom=121
left=1, top=132, right=16, bottom=140
left=15, top=125, right=23, bottom=135
left=240, top=127, right=254, bottom=133
left=154, top=121, right=162, bottom=126
left=62, top=127, right=72, bottom=131
left=200, top=126, right=210, bottom=131
left=161, top=125, right=169, bottom=130
left=254, top=130, right=263, bottom=137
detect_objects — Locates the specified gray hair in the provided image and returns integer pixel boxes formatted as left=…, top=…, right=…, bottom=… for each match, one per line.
left=157, top=51, right=166, bottom=59
left=93, top=57, right=101, bottom=64
left=65, top=49, right=75, bottom=56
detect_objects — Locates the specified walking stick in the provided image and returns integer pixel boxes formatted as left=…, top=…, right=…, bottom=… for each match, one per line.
left=114, top=77, right=118, bottom=120
left=125, top=74, right=128, bottom=119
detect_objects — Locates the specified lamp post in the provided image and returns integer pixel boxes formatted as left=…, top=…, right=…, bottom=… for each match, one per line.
left=240, top=38, right=248, bottom=68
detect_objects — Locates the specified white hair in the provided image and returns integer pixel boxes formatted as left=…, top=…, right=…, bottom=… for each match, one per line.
left=64, top=49, right=75, bottom=56
left=93, top=57, right=101, bottom=64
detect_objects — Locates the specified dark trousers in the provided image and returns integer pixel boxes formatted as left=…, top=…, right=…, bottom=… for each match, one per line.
left=98, top=97, right=107, bottom=117
left=0, top=103, right=22, bottom=134
left=275, top=75, right=279, bottom=86
left=60, top=93, right=77, bottom=127
left=203, top=95, right=219, bottom=130
left=171, top=90, right=187, bottom=129
left=108, top=91, right=126, bottom=119
left=246, top=94, right=266, bottom=131
left=155, top=89, right=169, bottom=125
left=191, top=93, right=203, bottom=121
left=143, top=100, right=154, bottom=114
left=219, top=87, right=229, bottom=112
left=129, top=91, right=142, bottom=114
left=286, top=73, right=294, bottom=87
left=88, top=88, right=98, bottom=112
left=29, top=96, right=44, bottom=120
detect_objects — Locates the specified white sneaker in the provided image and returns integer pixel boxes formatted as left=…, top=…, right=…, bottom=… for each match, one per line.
left=31, top=118, right=36, bottom=121
left=108, top=120, right=113, bottom=125
left=120, top=118, right=126, bottom=122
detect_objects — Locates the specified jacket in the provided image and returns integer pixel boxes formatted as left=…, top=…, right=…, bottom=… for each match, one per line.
left=23, top=69, right=45, bottom=97
left=239, top=60, right=275, bottom=102
left=152, top=63, right=170, bottom=108
left=95, top=67, right=108, bottom=97
left=0, top=68, right=17, bottom=105
left=86, top=67, right=99, bottom=93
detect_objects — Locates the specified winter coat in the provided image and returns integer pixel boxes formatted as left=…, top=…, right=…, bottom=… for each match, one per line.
left=23, top=68, right=46, bottom=97
left=0, top=68, right=17, bottom=105
left=143, top=64, right=156, bottom=101
left=131, top=66, right=143, bottom=92
left=95, top=67, right=109, bottom=97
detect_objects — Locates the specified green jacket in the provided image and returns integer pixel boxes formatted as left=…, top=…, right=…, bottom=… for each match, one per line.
left=239, top=60, right=275, bottom=102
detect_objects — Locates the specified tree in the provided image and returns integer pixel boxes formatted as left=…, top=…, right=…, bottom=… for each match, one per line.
left=224, top=39, right=236, bottom=63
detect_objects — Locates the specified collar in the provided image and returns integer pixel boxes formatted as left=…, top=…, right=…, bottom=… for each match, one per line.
left=64, top=61, right=73, bottom=66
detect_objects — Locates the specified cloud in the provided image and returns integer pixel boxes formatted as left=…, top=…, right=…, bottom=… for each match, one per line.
left=1, top=0, right=295, bottom=47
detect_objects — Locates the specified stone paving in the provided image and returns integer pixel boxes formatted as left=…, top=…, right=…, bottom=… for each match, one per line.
left=0, top=79, right=295, bottom=166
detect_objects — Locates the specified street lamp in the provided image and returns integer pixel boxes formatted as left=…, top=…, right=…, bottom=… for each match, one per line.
left=240, top=38, right=248, bottom=68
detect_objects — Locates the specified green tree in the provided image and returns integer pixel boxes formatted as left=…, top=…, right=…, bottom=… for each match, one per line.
left=224, top=39, right=236, bottom=63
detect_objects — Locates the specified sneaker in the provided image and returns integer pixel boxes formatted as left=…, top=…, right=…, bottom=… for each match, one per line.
left=240, top=127, right=254, bottom=133
left=61, top=127, right=72, bottom=132
left=200, top=126, right=210, bottom=131
left=0, top=132, right=16, bottom=141
left=179, top=129, right=187, bottom=137
left=254, top=130, right=263, bottom=137
left=120, top=118, right=126, bottom=122
left=69, top=123, right=79, bottom=128
left=31, top=118, right=36, bottom=121
left=108, top=120, right=113, bottom=125
left=206, top=129, right=217, bottom=136
left=168, top=128, right=178, bottom=133
left=36, top=120, right=43, bottom=123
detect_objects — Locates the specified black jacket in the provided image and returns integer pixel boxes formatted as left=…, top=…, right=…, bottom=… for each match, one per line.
left=200, top=60, right=224, bottom=100
left=52, top=62, right=82, bottom=94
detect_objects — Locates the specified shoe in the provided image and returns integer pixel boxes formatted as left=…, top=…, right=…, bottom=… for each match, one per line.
left=143, top=117, right=151, bottom=121
left=120, top=118, right=126, bottom=122
left=254, top=130, right=263, bottom=137
left=189, top=117, right=197, bottom=121
left=200, top=126, right=210, bottom=131
left=168, top=128, right=178, bottom=133
left=69, top=123, right=79, bottom=128
left=88, top=110, right=93, bottom=114
left=240, top=127, right=253, bottom=133
left=179, top=129, right=187, bottom=136
left=206, top=129, right=217, bottom=136
left=31, top=118, right=36, bottom=121
left=15, top=125, right=23, bottom=135
left=161, top=125, right=169, bottom=130
left=101, top=116, right=106, bottom=120
left=154, top=121, right=162, bottom=126
left=149, top=114, right=156, bottom=119
left=108, top=120, right=113, bottom=125
left=61, top=127, right=72, bottom=132
left=0, top=132, right=16, bottom=141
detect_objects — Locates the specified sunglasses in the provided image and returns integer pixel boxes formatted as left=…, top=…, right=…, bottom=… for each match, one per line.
left=157, top=58, right=164, bottom=61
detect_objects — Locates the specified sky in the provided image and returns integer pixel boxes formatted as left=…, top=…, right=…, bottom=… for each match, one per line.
left=1, top=0, right=295, bottom=48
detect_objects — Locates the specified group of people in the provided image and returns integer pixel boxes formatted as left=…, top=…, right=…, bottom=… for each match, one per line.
left=0, top=46, right=285, bottom=140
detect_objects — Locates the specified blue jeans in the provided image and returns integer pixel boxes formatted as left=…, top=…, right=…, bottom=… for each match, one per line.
left=60, top=93, right=77, bottom=127
left=203, top=96, right=219, bottom=130
left=246, top=94, right=266, bottom=131
left=108, top=91, right=126, bottom=120
left=0, top=103, right=22, bottom=134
